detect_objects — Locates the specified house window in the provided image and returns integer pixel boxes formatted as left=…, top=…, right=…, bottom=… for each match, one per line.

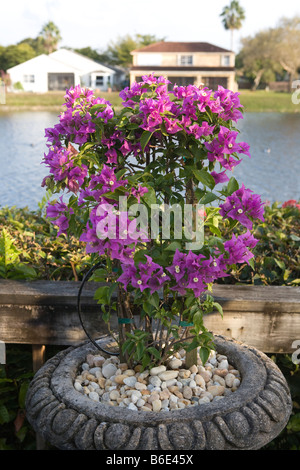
left=222, top=55, right=231, bottom=66
left=96, top=75, right=104, bottom=86
left=24, top=75, right=35, bottom=83
left=169, top=77, right=196, bottom=88
left=179, top=55, right=193, bottom=66
left=202, top=77, right=228, bottom=90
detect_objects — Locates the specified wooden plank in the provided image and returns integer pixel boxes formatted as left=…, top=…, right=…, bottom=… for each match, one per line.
left=0, top=280, right=299, bottom=353
left=0, top=280, right=299, bottom=307
left=32, top=345, right=46, bottom=372
left=0, top=304, right=117, bottom=345
left=0, top=280, right=99, bottom=306
left=203, top=310, right=300, bottom=354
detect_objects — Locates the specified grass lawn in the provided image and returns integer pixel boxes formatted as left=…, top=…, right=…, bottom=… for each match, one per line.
left=1, top=89, right=300, bottom=114
left=239, top=90, right=300, bottom=113
left=1, top=90, right=123, bottom=110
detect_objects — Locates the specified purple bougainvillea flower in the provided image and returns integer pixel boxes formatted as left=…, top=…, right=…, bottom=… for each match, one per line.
left=220, top=184, right=264, bottom=229
left=224, top=231, right=258, bottom=265
left=118, top=255, right=170, bottom=294
left=211, top=170, right=230, bottom=184
left=46, top=197, right=74, bottom=236
left=131, top=184, right=149, bottom=203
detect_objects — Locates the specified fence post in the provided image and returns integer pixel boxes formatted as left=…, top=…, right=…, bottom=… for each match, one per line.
left=31, top=345, right=47, bottom=450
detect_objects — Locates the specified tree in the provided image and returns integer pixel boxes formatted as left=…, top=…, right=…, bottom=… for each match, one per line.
left=273, top=16, right=300, bottom=90
left=39, top=21, right=62, bottom=54
left=0, top=43, right=36, bottom=71
left=220, top=0, right=246, bottom=51
left=74, top=46, right=111, bottom=64
left=18, top=37, right=45, bottom=56
left=237, top=29, right=283, bottom=90
left=237, top=16, right=300, bottom=91
left=105, top=34, right=165, bottom=69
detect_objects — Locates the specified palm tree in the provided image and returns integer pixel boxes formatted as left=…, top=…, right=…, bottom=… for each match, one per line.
left=220, top=1, right=246, bottom=51
left=39, top=21, right=62, bottom=54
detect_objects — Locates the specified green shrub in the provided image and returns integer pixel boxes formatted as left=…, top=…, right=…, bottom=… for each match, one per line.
left=0, top=202, right=299, bottom=449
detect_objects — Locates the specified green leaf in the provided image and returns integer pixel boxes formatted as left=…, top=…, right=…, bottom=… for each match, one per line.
left=147, top=347, right=161, bottom=360
left=0, top=405, right=10, bottom=424
left=136, top=341, right=145, bottom=361
left=213, top=302, right=223, bottom=319
left=165, top=241, right=182, bottom=251
left=206, top=223, right=222, bottom=237
left=18, top=381, right=29, bottom=408
left=227, top=177, right=239, bottom=195
left=148, top=292, right=160, bottom=309
left=274, top=258, right=285, bottom=270
left=199, top=346, right=210, bottom=365
left=248, top=258, right=255, bottom=270
left=287, top=413, right=300, bottom=432
left=0, top=229, right=20, bottom=267
left=192, top=169, right=215, bottom=190
left=199, top=192, right=218, bottom=204
left=173, top=147, right=192, bottom=159
left=140, top=130, right=153, bottom=152
left=94, top=285, right=111, bottom=305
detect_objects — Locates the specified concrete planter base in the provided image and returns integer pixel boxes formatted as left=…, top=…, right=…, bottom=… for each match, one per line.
left=25, top=336, right=292, bottom=450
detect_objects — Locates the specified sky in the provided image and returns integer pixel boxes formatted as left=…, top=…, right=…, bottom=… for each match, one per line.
left=1, top=0, right=300, bottom=53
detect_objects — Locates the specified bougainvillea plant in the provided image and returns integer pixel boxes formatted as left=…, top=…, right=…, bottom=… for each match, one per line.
left=42, top=75, right=264, bottom=368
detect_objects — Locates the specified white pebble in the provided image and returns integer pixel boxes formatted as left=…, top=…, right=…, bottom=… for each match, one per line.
left=109, top=390, right=120, bottom=401
left=149, top=376, right=162, bottom=387
left=135, top=382, right=147, bottom=391
left=152, top=399, right=162, bottom=412
left=102, top=363, right=118, bottom=379
left=232, top=378, right=241, bottom=389
left=168, top=358, right=183, bottom=369
left=131, top=391, right=142, bottom=403
left=128, top=403, right=138, bottom=411
left=218, top=359, right=229, bottom=370
left=150, top=365, right=166, bottom=376
left=136, top=398, right=146, bottom=407
left=74, top=381, right=83, bottom=392
left=123, top=376, right=137, bottom=387
left=89, top=392, right=100, bottom=402
left=158, top=370, right=179, bottom=381
left=225, top=373, right=235, bottom=388
left=89, top=367, right=101, bottom=375
left=199, top=396, right=211, bottom=404
left=189, top=379, right=197, bottom=388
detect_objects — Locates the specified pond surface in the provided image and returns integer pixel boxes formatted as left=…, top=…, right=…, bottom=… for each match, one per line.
left=0, top=111, right=299, bottom=210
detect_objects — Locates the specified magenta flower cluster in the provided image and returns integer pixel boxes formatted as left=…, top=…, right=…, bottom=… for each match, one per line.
left=220, top=184, right=264, bottom=229
left=43, top=76, right=264, bottom=301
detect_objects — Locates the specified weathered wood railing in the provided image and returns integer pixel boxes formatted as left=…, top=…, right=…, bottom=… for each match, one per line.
left=0, top=280, right=300, bottom=371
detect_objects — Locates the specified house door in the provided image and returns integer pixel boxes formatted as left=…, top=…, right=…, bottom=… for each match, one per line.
left=48, top=73, right=75, bottom=91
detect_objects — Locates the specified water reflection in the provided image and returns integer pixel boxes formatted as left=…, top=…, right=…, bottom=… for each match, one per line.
left=0, top=111, right=59, bottom=209
left=0, top=111, right=299, bottom=210
left=233, top=113, right=300, bottom=203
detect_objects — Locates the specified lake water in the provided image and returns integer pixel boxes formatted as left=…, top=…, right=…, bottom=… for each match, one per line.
left=0, top=111, right=299, bottom=210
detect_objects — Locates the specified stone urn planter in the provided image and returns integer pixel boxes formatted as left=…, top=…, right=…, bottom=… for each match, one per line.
left=25, top=335, right=292, bottom=451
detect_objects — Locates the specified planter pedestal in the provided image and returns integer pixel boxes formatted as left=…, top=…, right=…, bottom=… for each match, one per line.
left=25, top=336, right=292, bottom=450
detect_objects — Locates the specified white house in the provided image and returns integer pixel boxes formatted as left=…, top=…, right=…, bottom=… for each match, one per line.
left=7, top=48, right=124, bottom=92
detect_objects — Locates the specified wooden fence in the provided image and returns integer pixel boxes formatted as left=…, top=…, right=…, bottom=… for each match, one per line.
left=0, top=280, right=300, bottom=372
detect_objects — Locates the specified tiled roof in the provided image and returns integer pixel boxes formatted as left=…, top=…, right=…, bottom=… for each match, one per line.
left=132, top=42, right=232, bottom=54
left=130, top=66, right=235, bottom=72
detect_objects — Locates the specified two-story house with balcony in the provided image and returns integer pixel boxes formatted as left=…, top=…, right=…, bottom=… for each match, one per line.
left=130, top=41, right=237, bottom=91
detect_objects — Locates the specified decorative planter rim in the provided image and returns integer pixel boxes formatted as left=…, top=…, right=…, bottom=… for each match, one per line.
left=26, top=335, right=292, bottom=450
